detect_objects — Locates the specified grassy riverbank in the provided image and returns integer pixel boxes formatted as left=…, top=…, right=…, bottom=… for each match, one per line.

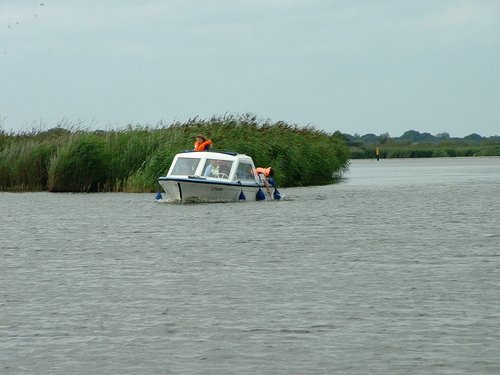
left=350, top=142, right=500, bottom=159
left=345, top=130, right=500, bottom=159
left=0, top=115, right=350, bottom=192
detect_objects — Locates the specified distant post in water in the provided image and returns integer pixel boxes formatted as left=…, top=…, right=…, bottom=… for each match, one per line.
left=376, top=147, right=380, bottom=161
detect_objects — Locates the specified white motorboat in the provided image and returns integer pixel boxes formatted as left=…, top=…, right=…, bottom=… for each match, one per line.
left=157, top=151, right=280, bottom=203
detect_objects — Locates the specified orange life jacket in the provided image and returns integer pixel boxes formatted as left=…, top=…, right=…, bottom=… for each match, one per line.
left=194, top=139, right=212, bottom=151
left=255, top=167, right=271, bottom=177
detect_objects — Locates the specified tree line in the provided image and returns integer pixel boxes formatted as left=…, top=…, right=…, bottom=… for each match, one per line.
left=338, top=130, right=500, bottom=159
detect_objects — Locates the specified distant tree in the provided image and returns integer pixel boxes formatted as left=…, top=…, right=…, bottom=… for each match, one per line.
left=332, top=130, right=349, bottom=142
left=359, top=133, right=379, bottom=143
left=400, top=130, right=436, bottom=143
left=436, top=132, right=450, bottom=139
left=464, top=133, right=483, bottom=141
left=400, top=130, right=421, bottom=141
left=420, top=132, right=435, bottom=142
left=379, top=132, right=390, bottom=144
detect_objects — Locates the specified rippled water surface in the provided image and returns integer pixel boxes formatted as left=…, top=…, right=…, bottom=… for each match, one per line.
left=1, top=157, right=499, bottom=374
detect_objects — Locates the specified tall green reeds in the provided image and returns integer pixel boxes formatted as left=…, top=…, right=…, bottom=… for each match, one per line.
left=0, top=115, right=350, bottom=192
left=0, top=139, right=57, bottom=190
left=48, top=134, right=108, bottom=192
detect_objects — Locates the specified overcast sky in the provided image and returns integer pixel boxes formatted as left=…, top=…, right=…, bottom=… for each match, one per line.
left=1, top=0, right=499, bottom=137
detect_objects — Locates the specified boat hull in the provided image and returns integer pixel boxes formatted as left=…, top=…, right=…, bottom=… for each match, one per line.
left=158, top=177, right=266, bottom=203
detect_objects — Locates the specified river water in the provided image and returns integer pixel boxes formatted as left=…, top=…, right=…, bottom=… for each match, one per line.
left=1, top=157, right=499, bottom=374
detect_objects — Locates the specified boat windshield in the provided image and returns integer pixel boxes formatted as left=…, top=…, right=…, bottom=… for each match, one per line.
left=235, top=161, right=255, bottom=181
left=202, top=159, right=233, bottom=179
left=171, top=157, right=200, bottom=176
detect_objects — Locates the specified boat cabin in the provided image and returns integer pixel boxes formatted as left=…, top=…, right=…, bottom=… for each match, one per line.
left=167, top=151, right=259, bottom=183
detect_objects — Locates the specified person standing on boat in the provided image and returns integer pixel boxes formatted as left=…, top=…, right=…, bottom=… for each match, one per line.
left=255, top=167, right=274, bottom=199
left=193, top=134, right=212, bottom=151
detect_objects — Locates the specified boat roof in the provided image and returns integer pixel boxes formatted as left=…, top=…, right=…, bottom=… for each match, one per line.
left=175, top=150, right=253, bottom=161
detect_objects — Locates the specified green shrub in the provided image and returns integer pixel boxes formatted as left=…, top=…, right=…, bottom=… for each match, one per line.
left=48, top=135, right=108, bottom=192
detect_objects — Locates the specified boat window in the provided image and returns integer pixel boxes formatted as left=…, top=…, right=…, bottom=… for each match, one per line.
left=202, top=159, right=233, bottom=179
left=171, top=157, right=200, bottom=175
left=235, top=162, right=255, bottom=181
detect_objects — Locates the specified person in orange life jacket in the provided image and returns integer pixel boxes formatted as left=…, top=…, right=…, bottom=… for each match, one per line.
left=255, top=167, right=275, bottom=199
left=193, top=134, right=212, bottom=151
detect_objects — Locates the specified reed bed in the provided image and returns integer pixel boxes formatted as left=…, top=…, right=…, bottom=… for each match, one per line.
left=0, top=115, right=350, bottom=192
